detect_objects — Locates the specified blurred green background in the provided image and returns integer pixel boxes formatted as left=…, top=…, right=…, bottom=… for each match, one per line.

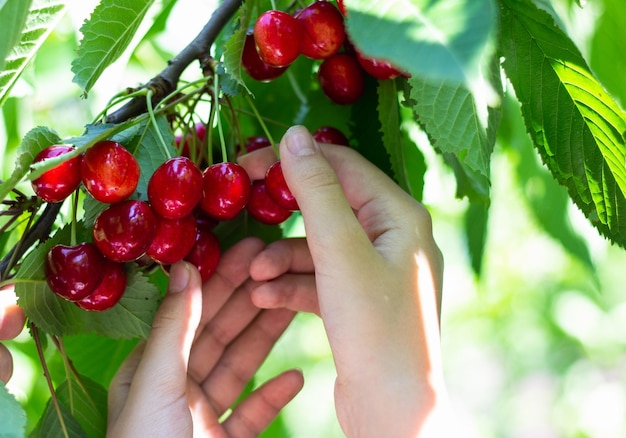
left=2, top=0, right=626, bottom=437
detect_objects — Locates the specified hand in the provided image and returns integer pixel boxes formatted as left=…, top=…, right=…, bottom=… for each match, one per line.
left=0, top=284, right=26, bottom=384
left=239, top=126, right=447, bottom=437
left=107, top=238, right=303, bottom=437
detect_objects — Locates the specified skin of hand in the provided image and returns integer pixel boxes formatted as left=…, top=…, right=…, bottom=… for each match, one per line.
left=107, top=238, right=304, bottom=437
left=0, top=284, right=26, bottom=384
left=238, top=126, right=447, bottom=437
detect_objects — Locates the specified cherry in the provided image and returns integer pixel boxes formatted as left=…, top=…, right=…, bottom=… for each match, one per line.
left=336, top=0, right=346, bottom=15
left=254, top=10, right=303, bottom=67
left=31, top=145, right=82, bottom=203
left=75, top=260, right=127, bottom=311
left=247, top=180, right=293, bottom=225
left=356, top=51, right=406, bottom=80
left=184, top=226, right=221, bottom=282
left=147, top=214, right=197, bottom=265
left=46, top=242, right=105, bottom=302
left=81, top=140, right=140, bottom=203
left=148, top=156, right=203, bottom=219
left=318, top=53, right=365, bottom=105
left=265, top=161, right=299, bottom=211
left=312, top=126, right=350, bottom=146
left=200, top=162, right=251, bottom=221
left=242, top=32, right=287, bottom=82
left=245, top=136, right=272, bottom=154
left=93, top=200, right=156, bottom=263
left=296, top=1, right=345, bottom=60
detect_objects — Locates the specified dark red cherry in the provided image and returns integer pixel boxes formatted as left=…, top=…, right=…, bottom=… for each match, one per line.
left=265, top=161, right=299, bottom=211
left=184, top=227, right=221, bottom=282
left=312, top=126, right=350, bottom=146
left=318, top=53, right=365, bottom=105
left=81, top=140, right=140, bottom=203
left=92, top=200, right=156, bottom=262
left=31, top=145, right=82, bottom=203
left=148, top=157, right=203, bottom=219
left=200, top=162, right=251, bottom=221
left=75, top=260, right=127, bottom=311
left=336, top=0, right=346, bottom=15
left=245, top=136, right=272, bottom=154
left=247, top=180, right=293, bottom=225
left=46, top=243, right=105, bottom=301
left=355, top=50, right=406, bottom=80
left=296, top=1, right=345, bottom=60
left=242, top=32, right=288, bottom=81
left=147, top=214, right=197, bottom=265
left=254, top=10, right=303, bottom=67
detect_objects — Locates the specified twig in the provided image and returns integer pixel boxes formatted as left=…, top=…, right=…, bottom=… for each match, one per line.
left=106, top=0, right=244, bottom=124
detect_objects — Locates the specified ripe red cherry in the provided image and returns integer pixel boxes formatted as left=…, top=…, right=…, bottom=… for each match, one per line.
left=81, top=140, right=140, bottom=203
left=355, top=51, right=406, bottom=80
left=147, top=214, right=197, bottom=265
left=242, top=32, right=287, bottom=82
left=247, top=180, right=293, bottom=225
left=245, top=136, right=272, bottom=154
left=31, top=145, right=82, bottom=203
left=148, top=157, right=203, bottom=219
left=312, top=126, right=350, bottom=146
left=336, top=0, right=346, bottom=15
left=200, top=162, right=251, bottom=220
left=265, top=161, right=299, bottom=211
left=93, top=200, right=156, bottom=262
left=318, top=53, right=365, bottom=105
left=296, top=1, right=346, bottom=60
left=75, top=260, right=127, bottom=311
left=184, top=226, right=221, bottom=282
left=254, top=10, right=303, bottom=67
left=46, top=243, right=105, bottom=301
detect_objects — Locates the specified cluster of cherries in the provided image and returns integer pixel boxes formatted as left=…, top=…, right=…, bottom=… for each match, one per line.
left=242, top=0, right=407, bottom=105
left=30, top=124, right=349, bottom=311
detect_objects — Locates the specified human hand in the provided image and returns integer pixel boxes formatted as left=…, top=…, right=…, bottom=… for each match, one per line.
left=239, top=126, right=447, bottom=437
left=107, top=237, right=303, bottom=437
left=0, top=284, right=26, bottom=384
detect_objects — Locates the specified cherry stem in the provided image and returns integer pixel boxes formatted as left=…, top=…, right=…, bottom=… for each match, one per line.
left=146, top=89, right=173, bottom=160
left=70, top=192, right=79, bottom=246
left=32, top=323, right=70, bottom=438
left=244, top=94, right=278, bottom=156
left=213, top=74, right=228, bottom=162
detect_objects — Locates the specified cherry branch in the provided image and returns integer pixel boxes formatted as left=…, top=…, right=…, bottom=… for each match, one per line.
left=106, top=0, right=243, bottom=124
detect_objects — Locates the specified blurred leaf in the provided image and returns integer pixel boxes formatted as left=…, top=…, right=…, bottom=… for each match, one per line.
left=71, top=0, right=155, bottom=95
left=141, top=0, right=177, bottom=41
left=0, top=0, right=31, bottom=74
left=0, top=126, right=61, bottom=200
left=0, top=0, right=66, bottom=107
left=0, top=381, right=26, bottom=438
left=464, top=201, right=489, bottom=276
left=55, top=376, right=107, bottom=438
left=378, top=79, right=426, bottom=200
left=29, top=397, right=87, bottom=438
left=344, top=0, right=497, bottom=97
left=500, top=0, right=626, bottom=247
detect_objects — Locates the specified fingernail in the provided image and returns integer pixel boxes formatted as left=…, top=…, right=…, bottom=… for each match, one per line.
left=168, top=262, right=190, bottom=294
left=284, top=126, right=317, bottom=157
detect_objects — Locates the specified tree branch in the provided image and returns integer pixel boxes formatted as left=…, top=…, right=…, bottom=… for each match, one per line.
left=106, top=0, right=244, bottom=124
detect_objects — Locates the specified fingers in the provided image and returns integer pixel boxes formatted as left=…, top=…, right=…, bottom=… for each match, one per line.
left=237, top=145, right=278, bottom=181
left=0, top=286, right=26, bottom=340
left=249, top=238, right=313, bottom=282
left=0, top=343, right=13, bottom=384
left=222, top=369, right=304, bottom=437
left=107, top=342, right=145, bottom=428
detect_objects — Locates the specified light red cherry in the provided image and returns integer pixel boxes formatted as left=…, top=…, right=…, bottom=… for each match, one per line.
left=265, top=161, right=299, bottom=211
left=296, top=1, right=346, bottom=60
left=81, top=140, right=140, bottom=203
left=254, top=10, right=303, bottom=67
left=318, top=53, right=365, bottom=105
left=75, top=260, right=127, bottom=311
left=312, top=126, right=350, bottom=146
left=147, top=214, right=197, bottom=265
left=46, top=243, right=105, bottom=301
left=356, top=51, right=406, bottom=80
left=200, top=162, right=251, bottom=221
left=242, top=32, right=288, bottom=81
left=31, top=145, right=82, bottom=203
left=92, top=200, right=156, bottom=262
left=148, top=157, right=203, bottom=219
left=247, top=180, right=293, bottom=225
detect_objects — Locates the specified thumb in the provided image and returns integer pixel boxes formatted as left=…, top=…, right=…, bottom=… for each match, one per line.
left=279, top=126, right=370, bottom=256
left=125, top=261, right=202, bottom=407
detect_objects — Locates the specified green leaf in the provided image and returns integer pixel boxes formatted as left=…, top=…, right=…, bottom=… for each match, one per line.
left=377, top=79, right=426, bottom=200
left=55, top=376, right=107, bottom=438
left=0, top=381, right=26, bottom=438
left=14, top=225, right=160, bottom=339
left=344, top=0, right=497, bottom=95
left=0, top=126, right=61, bottom=200
left=30, top=397, right=87, bottom=438
left=222, top=0, right=254, bottom=94
left=0, top=0, right=31, bottom=73
left=464, top=202, right=489, bottom=276
left=71, top=0, right=155, bottom=94
left=0, top=0, right=66, bottom=107
left=499, top=0, right=626, bottom=247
